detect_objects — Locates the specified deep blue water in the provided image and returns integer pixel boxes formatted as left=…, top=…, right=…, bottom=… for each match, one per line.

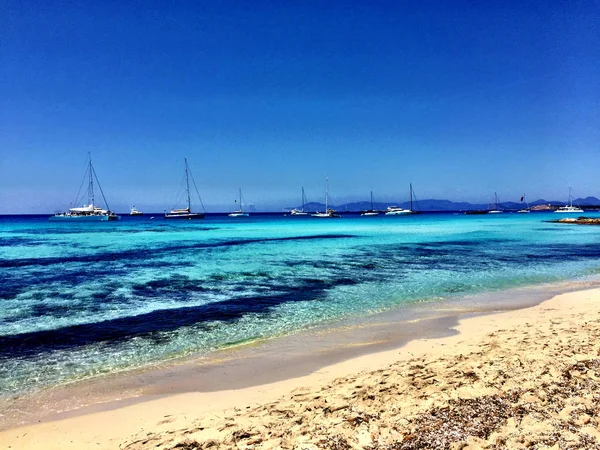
left=1, top=211, right=600, bottom=396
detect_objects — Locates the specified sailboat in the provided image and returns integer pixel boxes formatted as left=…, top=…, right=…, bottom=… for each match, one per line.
left=49, top=154, right=120, bottom=221
left=517, top=194, right=531, bottom=213
left=555, top=186, right=584, bottom=213
left=385, top=183, right=416, bottom=215
left=290, top=187, right=309, bottom=216
left=312, top=178, right=340, bottom=218
left=164, top=158, right=206, bottom=219
left=229, top=188, right=250, bottom=217
left=361, top=191, right=379, bottom=216
left=488, top=192, right=503, bottom=214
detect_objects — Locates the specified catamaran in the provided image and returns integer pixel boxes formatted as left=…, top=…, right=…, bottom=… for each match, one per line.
left=488, top=192, right=503, bottom=214
left=49, top=154, right=120, bottom=221
left=517, top=194, right=531, bottom=213
left=555, top=186, right=584, bottom=213
left=229, top=188, right=249, bottom=217
left=164, top=158, right=206, bottom=219
left=290, top=187, right=309, bottom=216
left=361, top=191, right=379, bottom=216
left=312, top=178, right=340, bottom=218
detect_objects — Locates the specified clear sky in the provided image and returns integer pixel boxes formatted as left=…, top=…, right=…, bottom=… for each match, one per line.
left=2, top=1, right=599, bottom=213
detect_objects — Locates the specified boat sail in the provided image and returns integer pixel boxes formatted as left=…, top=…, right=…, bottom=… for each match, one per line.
left=517, top=194, right=530, bottom=213
left=312, top=178, right=340, bottom=218
left=49, top=154, right=120, bottom=221
left=229, top=188, right=249, bottom=217
left=290, top=187, right=309, bottom=216
left=555, top=186, right=584, bottom=213
left=488, top=192, right=503, bottom=214
left=164, top=158, right=206, bottom=219
left=361, top=191, right=379, bottom=216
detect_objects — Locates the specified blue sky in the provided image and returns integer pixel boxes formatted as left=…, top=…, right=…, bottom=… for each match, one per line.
left=2, top=1, right=599, bottom=212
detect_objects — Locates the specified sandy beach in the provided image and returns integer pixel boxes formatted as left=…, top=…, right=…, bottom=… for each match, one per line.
left=2, top=287, right=600, bottom=449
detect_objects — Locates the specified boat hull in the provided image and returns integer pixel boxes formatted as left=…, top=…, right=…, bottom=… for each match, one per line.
left=311, top=213, right=341, bottom=218
left=228, top=213, right=249, bottom=217
left=49, top=214, right=120, bottom=221
left=385, top=211, right=411, bottom=215
left=555, top=209, right=584, bottom=213
left=164, top=213, right=205, bottom=219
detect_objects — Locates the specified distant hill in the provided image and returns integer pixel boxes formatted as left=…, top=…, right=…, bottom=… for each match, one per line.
left=285, top=196, right=600, bottom=212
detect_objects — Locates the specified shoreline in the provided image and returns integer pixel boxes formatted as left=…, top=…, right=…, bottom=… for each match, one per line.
left=2, top=277, right=598, bottom=431
left=1, top=283, right=599, bottom=449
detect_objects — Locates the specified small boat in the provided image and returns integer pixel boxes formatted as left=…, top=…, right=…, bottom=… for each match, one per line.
left=312, top=178, right=341, bottom=218
left=130, top=206, right=143, bottom=216
left=361, top=191, right=379, bottom=216
left=555, top=186, right=584, bottom=213
left=290, top=187, right=309, bottom=216
left=488, top=192, right=503, bottom=214
left=229, top=188, right=250, bottom=217
left=385, top=206, right=411, bottom=215
left=465, top=210, right=488, bottom=215
left=517, top=194, right=531, bottom=213
left=164, top=158, right=206, bottom=219
left=385, top=183, right=420, bottom=215
left=49, top=154, right=120, bottom=221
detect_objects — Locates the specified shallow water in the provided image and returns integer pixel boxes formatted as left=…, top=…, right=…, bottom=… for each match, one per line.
left=2, top=211, right=600, bottom=398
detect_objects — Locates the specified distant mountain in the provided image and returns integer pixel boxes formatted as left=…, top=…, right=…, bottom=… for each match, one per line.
left=575, top=196, right=600, bottom=206
left=284, top=196, right=600, bottom=212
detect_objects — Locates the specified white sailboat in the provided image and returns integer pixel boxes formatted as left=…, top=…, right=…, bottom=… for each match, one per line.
left=555, top=186, right=584, bottom=213
left=385, top=184, right=415, bottom=215
left=517, top=194, right=531, bottom=213
left=290, top=187, right=309, bottom=216
left=488, top=192, right=503, bottom=214
left=361, top=191, right=379, bottom=216
left=164, top=158, right=206, bottom=219
left=49, top=154, right=120, bottom=221
left=229, top=188, right=250, bottom=217
left=312, top=178, right=340, bottom=218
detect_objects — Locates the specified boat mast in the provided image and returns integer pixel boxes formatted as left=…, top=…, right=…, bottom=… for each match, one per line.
left=569, top=185, right=572, bottom=207
left=88, top=153, right=94, bottom=207
left=410, top=183, right=413, bottom=211
left=184, top=158, right=191, bottom=211
left=301, top=187, right=305, bottom=212
left=325, top=178, right=329, bottom=212
left=370, top=191, right=374, bottom=210
left=239, top=188, right=243, bottom=212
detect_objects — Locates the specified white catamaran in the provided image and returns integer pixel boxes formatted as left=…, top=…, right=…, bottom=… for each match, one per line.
left=164, top=158, right=206, bottom=219
left=49, top=154, right=120, bottom=221
left=290, top=187, right=309, bottom=216
left=312, top=178, right=340, bottom=218
left=555, top=186, right=584, bottom=213
left=229, top=188, right=249, bottom=217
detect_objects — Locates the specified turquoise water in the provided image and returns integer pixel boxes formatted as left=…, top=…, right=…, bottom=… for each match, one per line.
left=1, top=212, right=600, bottom=397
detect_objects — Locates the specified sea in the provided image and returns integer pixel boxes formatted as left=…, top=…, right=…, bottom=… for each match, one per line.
left=2, top=211, right=600, bottom=406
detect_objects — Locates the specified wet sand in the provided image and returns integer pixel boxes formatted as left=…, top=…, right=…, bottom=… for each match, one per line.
left=1, top=284, right=600, bottom=449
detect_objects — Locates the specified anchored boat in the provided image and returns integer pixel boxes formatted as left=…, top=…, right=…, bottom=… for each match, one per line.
left=49, top=154, right=120, bottom=221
